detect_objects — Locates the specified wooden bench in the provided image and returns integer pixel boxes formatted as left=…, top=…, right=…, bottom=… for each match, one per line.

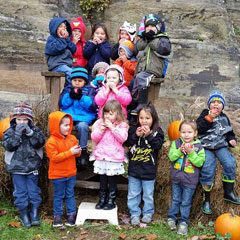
left=42, top=71, right=164, bottom=193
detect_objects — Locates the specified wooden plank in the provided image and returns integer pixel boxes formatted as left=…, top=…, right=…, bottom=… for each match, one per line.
left=147, top=78, right=164, bottom=103
left=50, top=76, right=61, bottom=111
left=41, top=72, right=65, bottom=77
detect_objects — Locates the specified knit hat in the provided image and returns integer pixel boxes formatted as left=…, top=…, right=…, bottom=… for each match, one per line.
left=12, top=102, right=33, bottom=123
left=118, top=40, right=134, bottom=59
left=119, top=21, right=137, bottom=42
left=104, top=64, right=124, bottom=84
left=207, top=90, right=226, bottom=109
left=71, top=67, right=88, bottom=83
left=70, top=17, right=86, bottom=44
left=144, top=14, right=165, bottom=33
left=92, top=62, right=109, bottom=78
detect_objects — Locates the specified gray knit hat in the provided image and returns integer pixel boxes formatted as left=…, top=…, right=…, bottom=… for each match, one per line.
left=12, top=102, right=33, bottom=123
left=92, top=62, right=109, bottom=78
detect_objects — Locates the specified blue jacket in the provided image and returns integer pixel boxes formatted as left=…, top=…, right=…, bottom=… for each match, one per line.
left=59, top=85, right=97, bottom=124
left=83, top=40, right=111, bottom=74
left=45, top=17, right=76, bottom=71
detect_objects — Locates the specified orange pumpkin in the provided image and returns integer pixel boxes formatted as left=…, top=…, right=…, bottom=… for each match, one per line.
left=215, top=210, right=240, bottom=240
left=0, top=117, right=11, bottom=140
left=168, top=120, right=182, bottom=141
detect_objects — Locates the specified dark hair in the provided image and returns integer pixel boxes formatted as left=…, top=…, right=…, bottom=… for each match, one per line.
left=136, top=102, right=160, bottom=132
left=101, top=100, right=125, bottom=123
left=91, top=23, right=109, bottom=40
left=179, top=119, right=197, bottom=132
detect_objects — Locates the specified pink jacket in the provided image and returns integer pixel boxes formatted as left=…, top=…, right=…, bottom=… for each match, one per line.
left=94, top=82, right=132, bottom=118
left=91, top=119, right=129, bottom=162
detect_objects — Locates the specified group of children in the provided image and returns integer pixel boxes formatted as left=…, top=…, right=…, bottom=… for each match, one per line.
left=1, top=13, right=240, bottom=236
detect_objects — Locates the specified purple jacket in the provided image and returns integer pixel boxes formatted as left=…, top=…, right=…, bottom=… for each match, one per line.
left=91, top=119, right=129, bottom=162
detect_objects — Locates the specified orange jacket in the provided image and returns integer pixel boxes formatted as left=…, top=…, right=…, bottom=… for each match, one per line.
left=114, top=58, right=137, bottom=87
left=46, top=111, right=78, bottom=179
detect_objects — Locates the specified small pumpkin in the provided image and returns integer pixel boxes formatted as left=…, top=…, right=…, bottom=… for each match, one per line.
left=168, top=120, right=182, bottom=141
left=0, top=116, right=11, bottom=140
left=214, top=209, right=240, bottom=240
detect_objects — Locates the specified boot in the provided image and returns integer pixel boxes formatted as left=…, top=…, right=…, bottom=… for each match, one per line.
left=104, top=189, right=117, bottom=210
left=223, top=181, right=240, bottom=204
left=202, top=189, right=212, bottom=215
left=20, top=207, right=31, bottom=228
left=95, top=190, right=107, bottom=209
left=80, top=148, right=89, bottom=166
left=30, top=205, right=40, bottom=226
left=131, top=88, right=148, bottom=115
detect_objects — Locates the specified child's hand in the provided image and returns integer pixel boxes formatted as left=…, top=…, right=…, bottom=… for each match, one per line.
left=119, top=39, right=125, bottom=44
left=209, top=109, right=220, bottom=119
left=119, top=55, right=127, bottom=62
left=141, top=125, right=151, bottom=136
left=136, top=127, right=144, bottom=137
left=104, top=119, right=113, bottom=130
left=70, top=145, right=82, bottom=155
left=180, top=143, right=186, bottom=154
left=229, top=139, right=237, bottom=147
left=60, top=29, right=69, bottom=39
left=72, top=34, right=80, bottom=44
left=100, top=122, right=106, bottom=131
left=108, top=83, right=119, bottom=94
left=184, top=143, right=194, bottom=153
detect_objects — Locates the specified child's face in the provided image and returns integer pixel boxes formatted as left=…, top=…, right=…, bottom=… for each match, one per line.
left=119, top=30, right=130, bottom=40
left=72, top=29, right=81, bottom=38
left=106, top=70, right=120, bottom=86
left=59, top=117, right=71, bottom=136
left=96, top=68, right=105, bottom=77
left=209, top=100, right=223, bottom=114
left=16, top=117, right=29, bottom=125
left=93, top=27, right=106, bottom=42
left=57, top=22, right=67, bottom=37
left=72, top=78, right=85, bottom=89
left=145, top=24, right=157, bottom=34
left=104, top=110, right=117, bottom=123
left=139, top=110, right=153, bottom=128
left=119, top=48, right=127, bottom=57
left=180, top=124, right=197, bottom=143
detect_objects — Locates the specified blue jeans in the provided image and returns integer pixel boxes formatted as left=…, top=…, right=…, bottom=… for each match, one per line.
left=12, top=173, right=42, bottom=210
left=168, top=183, right=195, bottom=224
left=52, top=65, right=72, bottom=88
left=52, top=176, right=76, bottom=217
left=200, top=148, right=236, bottom=186
left=127, top=176, right=155, bottom=217
left=74, top=121, right=89, bottom=148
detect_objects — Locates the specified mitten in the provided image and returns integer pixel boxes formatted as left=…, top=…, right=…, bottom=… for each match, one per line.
left=15, top=123, right=26, bottom=137
left=145, top=30, right=155, bottom=41
left=141, top=31, right=148, bottom=41
left=92, top=76, right=104, bottom=87
left=69, top=88, right=78, bottom=99
left=22, top=123, right=33, bottom=136
left=75, top=88, right=82, bottom=100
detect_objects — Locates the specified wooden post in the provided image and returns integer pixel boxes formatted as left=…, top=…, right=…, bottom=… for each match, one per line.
left=147, top=78, right=164, bottom=104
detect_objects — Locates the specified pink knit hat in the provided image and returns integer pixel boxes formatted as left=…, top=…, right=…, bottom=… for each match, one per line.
left=104, top=64, right=124, bottom=84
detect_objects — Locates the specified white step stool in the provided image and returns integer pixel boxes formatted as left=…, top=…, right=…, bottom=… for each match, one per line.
left=75, top=202, right=119, bottom=226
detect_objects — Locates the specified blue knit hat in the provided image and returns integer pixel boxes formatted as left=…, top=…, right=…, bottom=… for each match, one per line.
left=71, top=67, right=88, bottom=83
left=207, top=90, right=225, bottom=109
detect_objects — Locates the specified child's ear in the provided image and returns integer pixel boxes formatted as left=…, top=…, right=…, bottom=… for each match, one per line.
left=194, top=130, right=198, bottom=137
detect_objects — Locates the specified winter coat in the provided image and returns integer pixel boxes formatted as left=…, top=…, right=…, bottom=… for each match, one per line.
left=196, top=109, right=236, bottom=150
left=83, top=40, right=111, bottom=74
left=45, top=17, right=76, bottom=71
left=59, top=85, right=97, bottom=124
left=2, top=122, right=45, bottom=174
left=135, top=33, right=171, bottom=77
left=125, top=125, right=164, bottom=180
left=91, top=119, right=129, bottom=162
left=94, top=81, right=132, bottom=118
left=46, top=111, right=79, bottom=179
left=169, top=138, right=205, bottom=189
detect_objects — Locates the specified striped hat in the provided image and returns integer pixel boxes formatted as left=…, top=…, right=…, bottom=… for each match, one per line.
left=71, top=67, right=88, bottom=83
left=118, top=40, right=134, bottom=59
left=207, top=90, right=226, bottom=109
left=12, top=102, right=33, bottom=123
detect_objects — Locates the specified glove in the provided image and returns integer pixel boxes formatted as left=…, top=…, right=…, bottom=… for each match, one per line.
left=75, top=88, right=82, bottom=100
left=92, top=75, right=104, bottom=87
left=22, top=123, right=33, bottom=136
left=145, top=30, right=155, bottom=41
left=69, top=88, right=82, bottom=100
left=15, top=123, right=26, bottom=136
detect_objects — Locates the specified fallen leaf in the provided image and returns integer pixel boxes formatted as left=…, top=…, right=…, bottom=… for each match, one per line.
left=8, top=221, right=21, bottom=228
left=80, top=229, right=88, bottom=235
left=119, top=233, right=127, bottom=239
left=44, top=217, right=53, bottom=224
left=139, top=223, right=147, bottom=228
left=0, top=209, right=6, bottom=217
left=77, top=235, right=87, bottom=240
left=146, top=234, right=157, bottom=240
left=199, top=236, right=216, bottom=240
left=135, top=234, right=145, bottom=239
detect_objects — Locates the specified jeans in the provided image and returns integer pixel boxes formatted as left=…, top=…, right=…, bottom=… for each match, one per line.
left=168, top=183, right=195, bottom=224
left=52, top=65, right=72, bottom=88
left=74, top=121, right=89, bottom=148
left=127, top=176, right=155, bottom=217
left=12, top=173, right=42, bottom=210
left=200, top=148, right=236, bottom=186
left=52, top=176, right=76, bottom=216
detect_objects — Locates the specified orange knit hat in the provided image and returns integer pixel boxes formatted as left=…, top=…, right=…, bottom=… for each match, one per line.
left=118, top=40, right=134, bottom=59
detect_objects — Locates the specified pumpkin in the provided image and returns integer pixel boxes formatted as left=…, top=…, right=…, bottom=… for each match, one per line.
left=214, top=210, right=240, bottom=240
left=168, top=120, right=182, bottom=141
left=0, top=117, right=11, bottom=140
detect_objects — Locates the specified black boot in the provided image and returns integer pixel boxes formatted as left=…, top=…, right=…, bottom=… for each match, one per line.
left=104, top=189, right=117, bottom=210
left=202, top=189, right=212, bottom=215
left=131, top=88, right=148, bottom=115
left=80, top=148, right=89, bottom=166
left=95, top=190, right=107, bottom=209
left=20, top=207, right=31, bottom=228
left=223, top=181, right=240, bottom=204
left=30, top=205, right=40, bottom=226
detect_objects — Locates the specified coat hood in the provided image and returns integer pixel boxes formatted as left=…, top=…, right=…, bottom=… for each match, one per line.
left=103, top=64, right=125, bottom=86
left=48, top=111, right=73, bottom=138
left=49, top=17, right=72, bottom=38
left=70, top=17, right=86, bottom=44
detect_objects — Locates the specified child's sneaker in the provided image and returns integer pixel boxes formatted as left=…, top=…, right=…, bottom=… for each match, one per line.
left=53, top=216, right=63, bottom=227
left=167, top=218, right=176, bottom=230
left=65, top=214, right=76, bottom=227
left=142, top=214, right=152, bottom=223
left=177, top=222, right=188, bottom=235
left=131, top=216, right=140, bottom=226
